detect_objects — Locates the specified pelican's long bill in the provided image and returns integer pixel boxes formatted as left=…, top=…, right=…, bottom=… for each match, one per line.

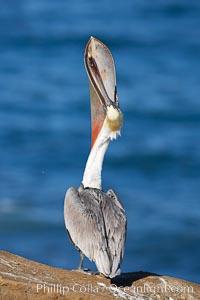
left=84, top=37, right=122, bottom=147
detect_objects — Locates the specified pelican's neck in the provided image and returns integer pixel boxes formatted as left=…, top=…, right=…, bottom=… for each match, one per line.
left=82, top=125, right=111, bottom=189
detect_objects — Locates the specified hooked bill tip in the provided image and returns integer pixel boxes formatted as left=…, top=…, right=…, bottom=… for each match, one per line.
left=90, top=36, right=98, bottom=41
left=87, top=37, right=98, bottom=60
left=88, top=36, right=99, bottom=48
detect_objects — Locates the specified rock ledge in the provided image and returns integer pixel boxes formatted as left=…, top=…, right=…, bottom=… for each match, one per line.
left=0, top=250, right=199, bottom=300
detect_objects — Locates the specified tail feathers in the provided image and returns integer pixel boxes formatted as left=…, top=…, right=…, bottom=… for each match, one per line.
left=110, top=255, right=121, bottom=278
left=95, top=249, right=111, bottom=277
left=95, top=249, right=121, bottom=278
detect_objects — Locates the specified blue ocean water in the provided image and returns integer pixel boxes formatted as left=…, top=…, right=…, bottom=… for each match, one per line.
left=0, top=0, right=200, bottom=283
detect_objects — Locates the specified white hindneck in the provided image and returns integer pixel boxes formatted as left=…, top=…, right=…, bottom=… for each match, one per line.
left=82, top=125, right=112, bottom=189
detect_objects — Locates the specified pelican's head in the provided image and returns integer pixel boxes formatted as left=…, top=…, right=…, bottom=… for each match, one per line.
left=84, top=37, right=123, bottom=147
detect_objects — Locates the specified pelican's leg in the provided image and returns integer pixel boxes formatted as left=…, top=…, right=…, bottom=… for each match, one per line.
left=78, top=250, right=85, bottom=270
left=77, top=250, right=99, bottom=276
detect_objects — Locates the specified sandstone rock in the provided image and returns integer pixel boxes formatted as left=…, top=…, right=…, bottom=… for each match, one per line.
left=0, top=250, right=199, bottom=300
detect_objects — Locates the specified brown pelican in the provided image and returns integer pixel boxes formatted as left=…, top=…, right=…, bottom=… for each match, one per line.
left=64, top=37, right=126, bottom=278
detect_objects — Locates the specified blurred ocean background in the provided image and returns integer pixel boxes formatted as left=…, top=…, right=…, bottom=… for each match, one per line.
left=0, top=0, right=200, bottom=283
